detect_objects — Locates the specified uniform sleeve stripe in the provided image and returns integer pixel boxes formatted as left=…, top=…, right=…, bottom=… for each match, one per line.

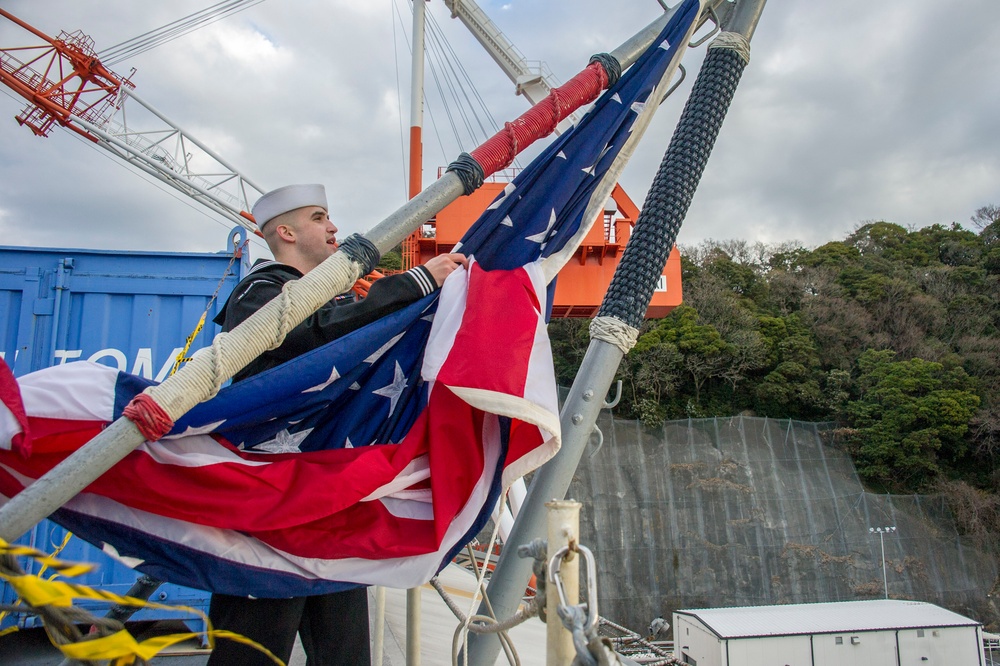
left=235, top=280, right=273, bottom=302
left=406, top=267, right=436, bottom=296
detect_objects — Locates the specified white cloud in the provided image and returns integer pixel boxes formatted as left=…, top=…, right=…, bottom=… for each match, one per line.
left=0, top=0, right=996, bottom=259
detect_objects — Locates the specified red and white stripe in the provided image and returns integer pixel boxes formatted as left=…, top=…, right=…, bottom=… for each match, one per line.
left=0, top=260, right=560, bottom=590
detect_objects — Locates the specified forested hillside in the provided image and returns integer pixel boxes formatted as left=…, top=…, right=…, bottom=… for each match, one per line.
left=550, top=206, right=1000, bottom=538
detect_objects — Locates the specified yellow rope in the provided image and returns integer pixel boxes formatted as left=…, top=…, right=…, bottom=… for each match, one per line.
left=170, top=312, right=207, bottom=376
left=38, top=530, right=75, bottom=580
left=170, top=237, right=248, bottom=376
left=0, top=538, right=284, bottom=665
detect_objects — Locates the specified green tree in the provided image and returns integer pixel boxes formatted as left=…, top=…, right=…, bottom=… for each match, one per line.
left=845, top=350, right=980, bottom=490
left=753, top=314, right=826, bottom=419
left=634, top=305, right=738, bottom=411
left=548, top=319, right=590, bottom=386
left=377, top=249, right=402, bottom=271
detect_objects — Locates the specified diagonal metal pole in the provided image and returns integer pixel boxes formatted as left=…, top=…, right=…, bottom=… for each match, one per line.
left=464, top=1, right=768, bottom=663
left=0, top=5, right=687, bottom=551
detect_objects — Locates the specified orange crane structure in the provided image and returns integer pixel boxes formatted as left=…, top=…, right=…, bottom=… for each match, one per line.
left=405, top=0, right=684, bottom=318
left=0, top=8, right=263, bottom=232
left=0, top=5, right=681, bottom=318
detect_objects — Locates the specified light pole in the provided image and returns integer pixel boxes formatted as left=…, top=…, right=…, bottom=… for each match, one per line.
left=869, top=526, right=897, bottom=599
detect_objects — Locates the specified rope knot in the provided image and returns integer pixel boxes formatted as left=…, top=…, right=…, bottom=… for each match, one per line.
left=123, top=392, right=174, bottom=441
left=589, top=53, right=621, bottom=87
left=549, top=88, right=563, bottom=134
left=446, top=153, right=486, bottom=195
left=338, top=233, right=381, bottom=276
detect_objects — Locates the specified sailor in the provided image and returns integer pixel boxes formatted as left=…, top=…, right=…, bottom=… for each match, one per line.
left=208, top=183, right=466, bottom=666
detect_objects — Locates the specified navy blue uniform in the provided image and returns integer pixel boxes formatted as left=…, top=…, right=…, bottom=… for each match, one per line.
left=207, top=259, right=437, bottom=666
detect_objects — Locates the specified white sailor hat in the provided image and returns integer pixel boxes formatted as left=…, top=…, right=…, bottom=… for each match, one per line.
left=252, top=184, right=328, bottom=230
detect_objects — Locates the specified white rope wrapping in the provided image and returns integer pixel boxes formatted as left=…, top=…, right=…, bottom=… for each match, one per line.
left=143, top=250, right=361, bottom=419
left=589, top=316, right=639, bottom=355
left=268, top=285, right=296, bottom=351
left=708, top=31, right=751, bottom=65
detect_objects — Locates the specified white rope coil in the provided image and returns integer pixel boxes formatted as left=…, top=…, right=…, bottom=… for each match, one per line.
left=145, top=250, right=361, bottom=420
left=590, top=316, right=639, bottom=355
left=708, top=31, right=751, bottom=65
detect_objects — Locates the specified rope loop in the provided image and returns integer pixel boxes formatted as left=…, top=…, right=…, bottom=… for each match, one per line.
left=338, top=233, right=381, bottom=276
left=708, top=31, right=751, bottom=65
left=267, top=285, right=295, bottom=352
left=518, top=537, right=549, bottom=622
left=590, top=316, right=639, bottom=355
left=206, top=331, right=230, bottom=397
left=557, top=604, right=599, bottom=666
left=446, top=152, right=486, bottom=195
left=123, top=392, right=174, bottom=441
left=589, top=53, right=621, bottom=87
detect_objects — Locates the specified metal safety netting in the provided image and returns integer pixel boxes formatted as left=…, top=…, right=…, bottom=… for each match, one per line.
left=567, top=415, right=999, bottom=633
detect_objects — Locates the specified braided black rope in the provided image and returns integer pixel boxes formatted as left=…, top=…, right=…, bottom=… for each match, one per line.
left=339, top=233, right=381, bottom=276
left=447, top=152, right=486, bottom=196
left=589, top=53, right=622, bottom=88
left=598, top=43, right=749, bottom=328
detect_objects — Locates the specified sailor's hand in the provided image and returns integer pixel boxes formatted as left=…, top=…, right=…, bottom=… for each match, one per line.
left=423, top=253, right=468, bottom=287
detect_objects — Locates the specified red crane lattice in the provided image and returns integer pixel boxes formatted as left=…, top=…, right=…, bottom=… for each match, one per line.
left=0, top=8, right=133, bottom=141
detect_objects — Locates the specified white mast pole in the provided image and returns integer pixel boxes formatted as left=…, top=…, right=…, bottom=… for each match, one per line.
left=408, top=0, right=426, bottom=199
left=406, top=4, right=427, bottom=665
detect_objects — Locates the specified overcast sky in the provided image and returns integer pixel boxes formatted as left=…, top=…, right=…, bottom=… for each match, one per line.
left=0, top=0, right=997, bottom=261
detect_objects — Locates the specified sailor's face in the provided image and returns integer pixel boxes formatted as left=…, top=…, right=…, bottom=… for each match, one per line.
left=298, top=206, right=338, bottom=265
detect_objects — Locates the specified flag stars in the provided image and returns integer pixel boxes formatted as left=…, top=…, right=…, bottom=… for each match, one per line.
left=582, top=142, right=614, bottom=176
left=372, top=361, right=408, bottom=416
left=628, top=101, right=648, bottom=133
left=487, top=183, right=516, bottom=211
left=526, top=208, right=558, bottom=246
left=303, top=366, right=340, bottom=393
left=365, top=333, right=405, bottom=364
left=255, top=427, right=314, bottom=454
left=163, top=420, right=226, bottom=439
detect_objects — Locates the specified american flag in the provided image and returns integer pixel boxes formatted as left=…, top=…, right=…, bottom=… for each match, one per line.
left=0, top=0, right=700, bottom=597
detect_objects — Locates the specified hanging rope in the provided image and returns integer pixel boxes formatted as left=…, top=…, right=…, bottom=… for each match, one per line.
left=424, top=492, right=551, bottom=666
left=458, top=492, right=515, bottom=666
left=170, top=236, right=249, bottom=376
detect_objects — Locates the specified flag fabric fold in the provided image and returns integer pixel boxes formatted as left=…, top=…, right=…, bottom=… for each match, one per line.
left=0, top=260, right=557, bottom=595
left=0, top=0, right=700, bottom=597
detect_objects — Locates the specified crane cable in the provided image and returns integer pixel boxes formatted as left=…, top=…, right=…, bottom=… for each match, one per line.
left=99, top=0, right=267, bottom=66
left=389, top=0, right=519, bottom=189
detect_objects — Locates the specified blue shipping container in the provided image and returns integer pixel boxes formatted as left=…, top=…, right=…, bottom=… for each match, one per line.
left=0, top=229, right=251, bottom=634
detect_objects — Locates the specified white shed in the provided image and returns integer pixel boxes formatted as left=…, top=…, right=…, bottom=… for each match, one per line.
left=672, top=599, right=985, bottom=666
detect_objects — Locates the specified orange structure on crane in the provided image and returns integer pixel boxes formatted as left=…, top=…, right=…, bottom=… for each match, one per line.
left=403, top=179, right=683, bottom=318
left=0, top=8, right=133, bottom=141
left=0, top=7, right=682, bottom=320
